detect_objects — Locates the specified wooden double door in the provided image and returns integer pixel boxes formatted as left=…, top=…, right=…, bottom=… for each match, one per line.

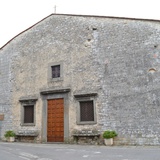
left=47, top=98, right=64, bottom=142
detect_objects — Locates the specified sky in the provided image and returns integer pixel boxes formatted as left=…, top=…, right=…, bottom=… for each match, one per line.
left=0, top=0, right=160, bottom=47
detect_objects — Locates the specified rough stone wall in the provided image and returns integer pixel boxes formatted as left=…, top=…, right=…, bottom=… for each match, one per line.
left=8, top=15, right=102, bottom=141
left=95, top=19, right=160, bottom=145
left=1, top=15, right=160, bottom=145
left=0, top=46, right=14, bottom=139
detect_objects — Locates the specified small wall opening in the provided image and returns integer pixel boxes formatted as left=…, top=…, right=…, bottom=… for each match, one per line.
left=148, top=68, right=156, bottom=73
left=92, top=27, right=97, bottom=30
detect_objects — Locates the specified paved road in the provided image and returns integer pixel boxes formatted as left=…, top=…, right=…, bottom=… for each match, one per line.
left=0, top=142, right=160, bottom=160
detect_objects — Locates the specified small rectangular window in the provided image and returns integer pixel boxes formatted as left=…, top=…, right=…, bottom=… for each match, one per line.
left=19, top=98, right=37, bottom=126
left=48, top=62, right=63, bottom=82
left=24, top=105, right=34, bottom=123
left=80, top=101, right=94, bottom=122
left=74, top=93, right=97, bottom=125
left=51, top=65, right=60, bottom=78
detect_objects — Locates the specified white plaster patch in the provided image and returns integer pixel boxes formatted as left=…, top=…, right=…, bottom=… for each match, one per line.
left=83, top=155, right=89, bottom=158
left=38, top=158, right=53, bottom=160
left=94, top=151, right=101, bottom=154
left=19, top=156, right=30, bottom=160
left=116, top=155, right=123, bottom=157
left=19, top=152, right=39, bottom=159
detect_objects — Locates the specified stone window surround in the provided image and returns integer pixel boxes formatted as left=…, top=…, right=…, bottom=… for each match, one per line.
left=48, top=62, right=63, bottom=82
left=74, top=93, right=97, bottom=125
left=19, top=97, right=38, bottom=126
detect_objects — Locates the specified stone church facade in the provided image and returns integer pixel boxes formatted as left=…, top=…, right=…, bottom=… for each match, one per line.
left=0, top=14, right=160, bottom=145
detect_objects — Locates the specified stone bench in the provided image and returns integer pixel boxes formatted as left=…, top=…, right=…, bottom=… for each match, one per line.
left=72, top=130, right=100, bottom=144
left=16, top=130, right=39, bottom=136
left=16, top=130, right=39, bottom=142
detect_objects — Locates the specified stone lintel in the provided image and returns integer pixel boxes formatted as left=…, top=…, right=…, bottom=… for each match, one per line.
left=74, top=93, right=97, bottom=98
left=19, top=96, right=38, bottom=102
left=40, top=88, right=70, bottom=95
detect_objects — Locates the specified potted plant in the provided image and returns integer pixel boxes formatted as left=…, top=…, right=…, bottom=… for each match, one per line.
left=103, top=130, right=117, bottom=145
left=4, top=130, right=16, bottom=142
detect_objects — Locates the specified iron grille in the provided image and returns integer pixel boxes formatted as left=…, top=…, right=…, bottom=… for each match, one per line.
left=51, top=65, right=60, bottom=78
left=80, top=101, right=94, bottom=121
left=24, top=105, right=34, bottom=123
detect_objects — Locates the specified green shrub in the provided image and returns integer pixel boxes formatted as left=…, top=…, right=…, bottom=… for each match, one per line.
left=103, top=130, right=117, bottom=139
left=4, top=130, right=16, bottom=138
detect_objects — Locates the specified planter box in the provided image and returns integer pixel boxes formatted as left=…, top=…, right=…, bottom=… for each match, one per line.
left=7, top=137, right=15, bottom=142
left=104, top=138, right=113, bottom=146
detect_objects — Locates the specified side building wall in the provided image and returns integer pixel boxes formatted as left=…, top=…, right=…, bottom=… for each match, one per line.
left=93, top=19, right=160, bottom=145
left=0, top=46, right=14, bottom=139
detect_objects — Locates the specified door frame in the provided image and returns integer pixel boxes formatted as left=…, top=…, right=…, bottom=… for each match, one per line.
left=41, top=90, right=70, bottom=143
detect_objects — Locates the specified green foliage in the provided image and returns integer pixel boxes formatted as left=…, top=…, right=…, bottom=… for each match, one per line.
left=103, top=130, right=117, bottom=139
left=4, top=130, right=16, bottom=138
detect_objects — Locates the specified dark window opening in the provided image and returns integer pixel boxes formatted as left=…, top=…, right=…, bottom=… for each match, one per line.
left=80, top=101, right=94, bottom=121
left=51, top=65, right=60, bottom=78
left=24, top=105, right=34, bottom=123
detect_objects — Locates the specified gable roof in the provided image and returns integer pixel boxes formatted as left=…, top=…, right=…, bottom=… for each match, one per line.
left=1, top=13, right=160, bottom=50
